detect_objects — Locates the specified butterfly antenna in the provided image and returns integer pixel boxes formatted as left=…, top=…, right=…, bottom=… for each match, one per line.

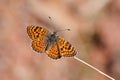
left=48, top=16, right=71, bottom=33
left=55, top=29, right=71, bottom=33
left=74, top=55, right=115, bottom=80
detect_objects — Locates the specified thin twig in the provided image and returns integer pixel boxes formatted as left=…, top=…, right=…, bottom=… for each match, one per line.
left=74, top=56, right=115, bottom=80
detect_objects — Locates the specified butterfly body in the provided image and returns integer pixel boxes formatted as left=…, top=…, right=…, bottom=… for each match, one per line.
left=27, top=25, right=76, bottom=59
left=46, top=32, right=58, bottom=51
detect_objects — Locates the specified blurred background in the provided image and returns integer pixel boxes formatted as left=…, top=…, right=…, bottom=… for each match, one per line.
left=0, top=0, right=120, bottom=80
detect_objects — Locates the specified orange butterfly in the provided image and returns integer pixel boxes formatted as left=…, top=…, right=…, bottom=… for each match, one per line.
left=27, top=25, right=76, bottom=59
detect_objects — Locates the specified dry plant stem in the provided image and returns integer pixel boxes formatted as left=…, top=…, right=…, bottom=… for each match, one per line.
left=74, top=56, right=115, bottom=80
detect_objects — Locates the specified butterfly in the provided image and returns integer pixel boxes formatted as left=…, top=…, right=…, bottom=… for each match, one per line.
left=27, top=25, right=76, bottom=59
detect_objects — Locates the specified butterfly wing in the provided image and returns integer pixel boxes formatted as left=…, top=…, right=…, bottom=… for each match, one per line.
left=58, top=37, right=76, bottom=57
left=27, top=25, right=50, bottom=40
left=27, top=25, right=51, bottom=53
left=46, top=42, right=61, bottom=59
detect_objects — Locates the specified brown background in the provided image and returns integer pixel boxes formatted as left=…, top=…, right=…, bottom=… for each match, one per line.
left=0, top=0, right=120, bottom=80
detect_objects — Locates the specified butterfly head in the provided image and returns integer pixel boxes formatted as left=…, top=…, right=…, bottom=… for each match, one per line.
left=53, top=31, right=57, bottom=35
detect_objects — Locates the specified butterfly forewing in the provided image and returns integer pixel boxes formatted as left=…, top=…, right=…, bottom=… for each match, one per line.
left=27, top=25, right=51, bottom=40
left=58, top=37, right=76, bottom=57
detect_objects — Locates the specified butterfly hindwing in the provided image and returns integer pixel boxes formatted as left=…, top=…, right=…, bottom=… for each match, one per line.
left=32, top=36, right=47, bottom=53
left=46, top=42, right=61, bottom=59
